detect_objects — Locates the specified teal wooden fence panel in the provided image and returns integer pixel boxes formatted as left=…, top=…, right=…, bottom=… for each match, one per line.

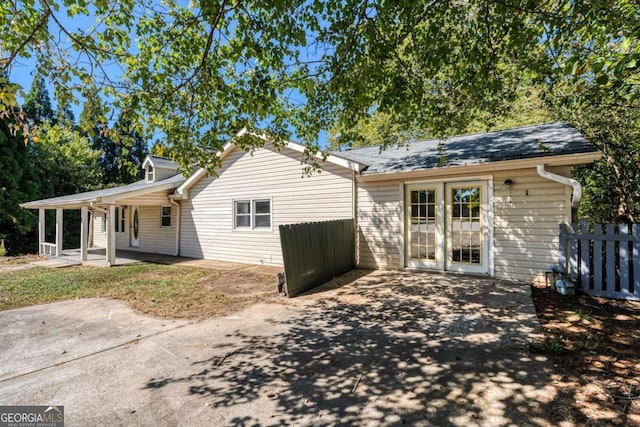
left=559, top=219, right=640, bottom=300
left=279, top=219, right=355, bottom=297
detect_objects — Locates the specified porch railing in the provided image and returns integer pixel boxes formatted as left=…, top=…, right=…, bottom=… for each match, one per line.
left=40, top=242, right=57, bottom=256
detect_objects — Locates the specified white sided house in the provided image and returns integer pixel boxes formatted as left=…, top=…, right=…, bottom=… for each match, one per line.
left=21, top=122, right=600, bottom=283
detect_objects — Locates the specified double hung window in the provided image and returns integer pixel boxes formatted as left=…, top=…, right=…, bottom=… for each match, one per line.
left=233, top=199, right=271, bottom=230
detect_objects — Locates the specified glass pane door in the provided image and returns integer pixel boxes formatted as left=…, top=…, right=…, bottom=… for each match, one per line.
left=450, top=187, right=482, bottom=264
left=446, top=182, right=488, bottom=274
left=405, top=184, right=443, bottom=270
left=410, top=189, right=437, bottom=261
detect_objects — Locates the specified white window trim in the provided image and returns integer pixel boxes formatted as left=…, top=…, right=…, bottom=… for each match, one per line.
left=253, top=199, right=272, bottom=231
left=160, top=205, right=172, bottom=228
left=115, top=207, right=126, bottom=233
left=101, top=213, right=107, bottom=233
left=233, top=200, right=252, bottom=230
left=146, top=166, right=154, bottom=183
left=232, top=198, right=273, bottom=231
left=121, top=207, right=126, bottom=233
left=401, top=175, right=494, bottom=276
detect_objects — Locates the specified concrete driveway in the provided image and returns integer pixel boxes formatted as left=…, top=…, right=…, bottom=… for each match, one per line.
left=0, top=270, right=562, bottom=426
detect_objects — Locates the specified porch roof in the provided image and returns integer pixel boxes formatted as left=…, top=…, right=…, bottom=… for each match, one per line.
left=334, top=122, right=600, bottom=175
left=20, top=174, right=186, bottom=210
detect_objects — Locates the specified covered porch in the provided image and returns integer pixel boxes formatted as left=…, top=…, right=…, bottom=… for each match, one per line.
left=33, top=248, right=197, bottom=268
left=33, top=248, right=146, bottom=268
left=20, top=175, right=185, bottom=266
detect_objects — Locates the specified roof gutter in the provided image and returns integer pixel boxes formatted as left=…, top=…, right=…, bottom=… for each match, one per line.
left=536, top=164, right=582, bottom=210
left=356, top=151, right=601, bottom=183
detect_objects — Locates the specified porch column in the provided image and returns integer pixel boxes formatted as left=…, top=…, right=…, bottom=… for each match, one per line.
left=106, top=205, right=116, bottom=266
left=80, top=206, right=88, bottom=262
left=38, top=208, right=45, bottom=255
left=55, top=208, right=63, bottom=257
left=88, top=210, right=94, bottom=247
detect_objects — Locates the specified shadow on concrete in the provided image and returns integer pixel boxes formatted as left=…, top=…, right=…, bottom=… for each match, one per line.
left=144, top=270, right=563, bottom=426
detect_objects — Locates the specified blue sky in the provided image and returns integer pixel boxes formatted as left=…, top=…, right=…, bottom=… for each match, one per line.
left=8, top=8, right=332, bottom=150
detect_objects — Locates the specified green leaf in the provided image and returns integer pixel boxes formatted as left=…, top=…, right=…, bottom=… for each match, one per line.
left=595, top=74, right=609, bottom=85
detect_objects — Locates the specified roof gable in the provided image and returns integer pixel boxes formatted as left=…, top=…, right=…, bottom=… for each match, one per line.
left=175, top=129, right=365, bottom=197
left=334, top=122, right=599, bottom=175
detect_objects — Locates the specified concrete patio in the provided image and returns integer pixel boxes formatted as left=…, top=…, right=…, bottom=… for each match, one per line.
left=0, top=269, right=561, bottom=426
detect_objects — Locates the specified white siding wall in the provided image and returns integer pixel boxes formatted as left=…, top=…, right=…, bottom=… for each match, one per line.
left=126, top=205, right=177, bottom=255
left=357, top=179, right=404, bottom=269
left=356, top=166, right=572, bottom=283
left=91, top=211, right=106, bottom=248
left=493, top=167, right=571, bottom=282
left=119, top=192, right=171, bottom=206
left=180, top=144, right=354, bottom=265
left=90, top=200, right=176, bottom=256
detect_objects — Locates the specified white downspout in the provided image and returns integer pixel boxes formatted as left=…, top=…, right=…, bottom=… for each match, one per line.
left=536, top=164, right=582, bottom=210
left=170, top=198, right=181, bottom=256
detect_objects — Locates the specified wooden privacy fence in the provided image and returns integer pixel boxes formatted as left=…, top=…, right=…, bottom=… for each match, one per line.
left=559, top=219, right=640, bottom=300
left=279, top=219, right=355, bottom=297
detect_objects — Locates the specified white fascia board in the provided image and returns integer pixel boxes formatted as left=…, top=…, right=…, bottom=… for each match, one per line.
left=175, top=168, right=207, bottom=197
left=20, top=199, right=98, bottom=209
left=357, top=151, right=602, bottom=182
left=174, top=142, right=232, bottom=196
left=174, top=131, right=245, bottom=197
left=282, top=140, right=364, bottom=172
left=98, top=181, right=180, bottom=204
left=141, top=155, right=154, bottom=169
left=246, top=130, right=365, bottom=172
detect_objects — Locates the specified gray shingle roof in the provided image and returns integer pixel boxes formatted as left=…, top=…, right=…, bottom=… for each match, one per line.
left=148, top=155, right=180, bottom=170
left=21, top=174, right=186, bottom=209
left=333, top=122, right=598, bottom=175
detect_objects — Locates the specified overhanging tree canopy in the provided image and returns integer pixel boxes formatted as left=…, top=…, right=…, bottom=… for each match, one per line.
left=0, top=0, right=638, bottom=169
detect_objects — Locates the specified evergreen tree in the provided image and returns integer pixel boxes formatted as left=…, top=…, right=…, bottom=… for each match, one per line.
left=80, top=93, right=148, bottom=185
left=30, top=122, right=102, bottom=248
left=79, top=90, right=110, bottom=183
left=0, top=118, right=40, bottom=255
left=23, top=76, right=55, bottom=127
left=113, top=111, right=148, bottom=183
left=56, top=99, right=76, bottom=127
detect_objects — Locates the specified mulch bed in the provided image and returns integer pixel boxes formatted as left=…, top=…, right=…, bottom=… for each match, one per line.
left=531, top=282, right=640, bottom=426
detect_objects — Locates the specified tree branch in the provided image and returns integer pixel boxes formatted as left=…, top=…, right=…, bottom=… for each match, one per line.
left=1, top=9, right=51, bottom=73
left=173, top=0, right=229, bottom=92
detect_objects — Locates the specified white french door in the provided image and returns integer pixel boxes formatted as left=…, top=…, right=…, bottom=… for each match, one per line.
left=405, top=180, right=490, bottom=274
left=405, top=184, right=444, bottom=270
left=445, top=181, right=489, bottom=274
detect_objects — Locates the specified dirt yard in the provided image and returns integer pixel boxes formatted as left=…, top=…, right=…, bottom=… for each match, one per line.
left=531, top=282, right=640, bottom=426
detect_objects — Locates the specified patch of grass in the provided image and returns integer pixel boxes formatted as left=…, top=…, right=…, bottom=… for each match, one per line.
left=0, top=263, right=278, bottom=319
left=524, top=336, right=565, bottom=354
left=579, top=332, right=603, bottom=351
left=566, top=308, right=593, bottom=324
